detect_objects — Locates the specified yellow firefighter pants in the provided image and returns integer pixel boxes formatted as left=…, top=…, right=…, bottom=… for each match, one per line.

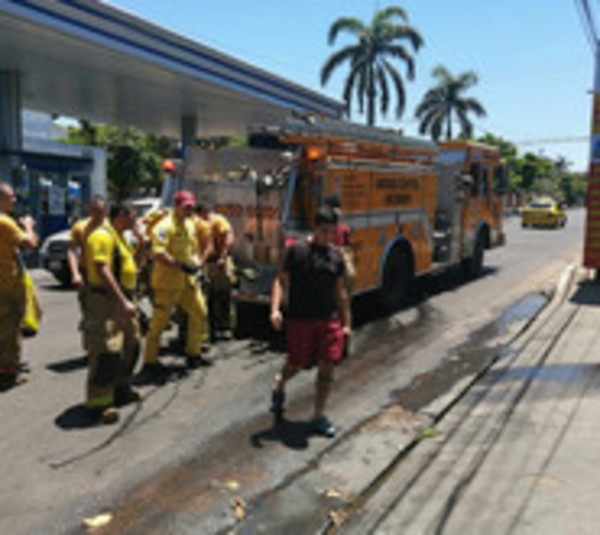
left=143, top=279, right=208, bottom=364
left=77, top=285, right=88, bottom=351
left=0, top=273, right=25, bottom=374
left=83, top=290, right=140, bottom=409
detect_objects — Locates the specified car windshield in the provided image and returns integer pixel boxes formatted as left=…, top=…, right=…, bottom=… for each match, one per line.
left=132, top=200, right=159, bottom=218
left=529, top=202, right=552, bottom=209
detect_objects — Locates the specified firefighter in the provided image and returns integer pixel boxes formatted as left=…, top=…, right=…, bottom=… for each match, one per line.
left=196, top=203, right=236, bottom=341
left=67, top=196, right=108, bottom=287
left=136, top=206, right=170, bottom=333
left=82, top=202, right=142, bottom=424
left=0, top=183, right=38, bottom=390
left=169, top=203, right=215, bottom=354
left=141, top=190, right=211, bottom=379
left=66, top=196, right=107, bottom=349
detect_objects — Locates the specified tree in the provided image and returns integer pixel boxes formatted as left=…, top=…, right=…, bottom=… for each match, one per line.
left=416, top=66, right=486, bottom=141
left=320, top=6, right=423, bottom=126
left=477, top=132, right=587, bottom=206
left=477, top=133, right=517, bottom=159
left=64, top=121, right=176, bottom=200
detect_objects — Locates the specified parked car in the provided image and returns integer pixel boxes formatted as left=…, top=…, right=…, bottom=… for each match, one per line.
left=521, top=199, right=567, bottom=229
left=39, top=228, right=72, bottom=286
left=39, top=197, right=161, bottom=286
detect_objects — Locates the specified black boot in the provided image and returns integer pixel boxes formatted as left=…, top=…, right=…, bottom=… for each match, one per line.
left=270, top=389, right=285, bottom=422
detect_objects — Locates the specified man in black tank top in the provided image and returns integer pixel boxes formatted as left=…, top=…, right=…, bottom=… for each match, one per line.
left=269, top=205, right=351, bottom=438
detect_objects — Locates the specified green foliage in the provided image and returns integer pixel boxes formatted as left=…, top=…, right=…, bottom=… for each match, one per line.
left=477, top=132, right=587, bottom=205
left=321, top=5, right=423, bottom=126
left=477, top=133, right=517, bottom=159
left=196, top=135, right=246, bottom=149
left=415, top=65, right=486, bottom=141
left=63, top=121, right=176, bottom=200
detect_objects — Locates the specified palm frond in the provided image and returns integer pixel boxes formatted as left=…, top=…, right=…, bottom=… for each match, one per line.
left=327, top=17, right=365, bottom=45
left=342, top=71, right=358, bottom=116
left=379, top=24, right=424, bottom=51
left=320, top=46, right=360, bottom=86
left=455, top=109, right=474, bottom=138
left=418, top=106, right=445, bottom=136
left=383, top=59, right=406, bottom=118
left=373, top=6, right=409, bottom=26
left=381, top=44, right=416, bottom=79
left=356, top=66, right=367, bottom=114
left=415, top=87, right=445, bottom=117
left=430, top=116, right=444, bottom=141
left=456, top=70, right=479, bottom=88
left=418, top=107, right=445, bottom=141
left=457, top=97, right=487, bottom=117
left=343, top=60, right=367, bottom=115
left=431, top=65, right=452, bottom=84
left=376, top=64, right=390, bottom=115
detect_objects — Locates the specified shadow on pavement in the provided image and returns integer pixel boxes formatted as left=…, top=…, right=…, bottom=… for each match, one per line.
left=39, top=283, right=75, bottom=292
left=570, top=279, right=600, bottom=306
left=46, top=355, right=87, bottom=374
left=55, top=404, right=97, bottom=429
left=133, top=363, right=189, bottom=387
left=250, top=419, right=315, bottom=451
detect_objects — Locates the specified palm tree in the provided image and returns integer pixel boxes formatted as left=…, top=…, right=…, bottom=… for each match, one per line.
left=320, top=6, right=423, bottom=126
left=415, top=66, right=486, bottom=141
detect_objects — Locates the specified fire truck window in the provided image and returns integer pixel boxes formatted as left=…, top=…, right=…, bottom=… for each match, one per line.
left=470, top=162, right=481, bottom=197
left=481, top=167, right=490, bottom=196
left=437, top=149, right=466, bottom=165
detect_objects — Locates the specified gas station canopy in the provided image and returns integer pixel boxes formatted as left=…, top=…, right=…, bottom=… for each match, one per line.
left=0, top=0, right=343, bottom=137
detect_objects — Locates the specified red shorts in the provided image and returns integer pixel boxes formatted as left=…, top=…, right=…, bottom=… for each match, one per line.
left=285, top=319, right=343, bottom=368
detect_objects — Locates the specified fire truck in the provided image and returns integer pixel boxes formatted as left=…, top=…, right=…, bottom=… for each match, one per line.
left=183, top=117, right=507, bottom=309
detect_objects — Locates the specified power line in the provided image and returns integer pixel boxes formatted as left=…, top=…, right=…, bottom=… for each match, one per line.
left=515, top=136, right=589, bottom=146
left=577, top=0, right=599, bottom=52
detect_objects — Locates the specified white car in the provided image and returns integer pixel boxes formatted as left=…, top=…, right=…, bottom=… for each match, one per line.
left=39, top=228, right=72, bottom=286
left=39, top=197, right=161, bottom=286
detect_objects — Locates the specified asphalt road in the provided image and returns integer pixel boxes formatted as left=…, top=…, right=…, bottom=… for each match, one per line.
left=0, top=209, right=585, bottom=535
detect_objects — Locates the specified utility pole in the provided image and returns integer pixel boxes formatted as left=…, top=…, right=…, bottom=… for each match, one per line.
left=578, top=0, right=600, bottom=272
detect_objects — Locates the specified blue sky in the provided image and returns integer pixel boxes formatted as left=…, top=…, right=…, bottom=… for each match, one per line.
left=109, top=1, right=593, bottom=171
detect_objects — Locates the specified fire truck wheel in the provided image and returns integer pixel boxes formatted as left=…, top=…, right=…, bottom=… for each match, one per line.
left=380, top=248, right=413, bottom=312
left=463, top=234, right=485, bottom=279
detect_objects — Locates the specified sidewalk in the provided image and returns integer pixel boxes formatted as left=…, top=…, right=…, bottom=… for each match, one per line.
left=334, top=264, right=600, bottom=534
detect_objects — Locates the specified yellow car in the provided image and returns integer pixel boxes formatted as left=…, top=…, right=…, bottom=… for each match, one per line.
left=521, top=200, right=567, bottom=228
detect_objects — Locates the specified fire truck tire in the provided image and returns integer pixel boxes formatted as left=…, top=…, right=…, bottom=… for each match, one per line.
left=462, top=233, right=485, bottom=279
left=380, top=247, right=413, bottom=312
